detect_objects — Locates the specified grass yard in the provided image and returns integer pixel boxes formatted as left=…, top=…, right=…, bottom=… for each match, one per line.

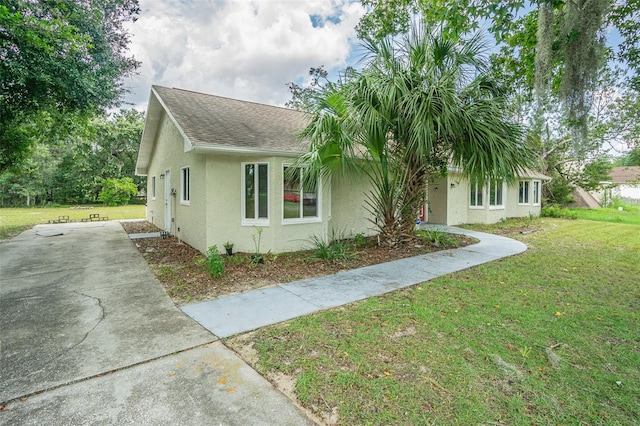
left=569, top=204, right=640, bottom=226
left=227, top=219, right=640, bottom=425
left=0, top=205, right=146, bottom=240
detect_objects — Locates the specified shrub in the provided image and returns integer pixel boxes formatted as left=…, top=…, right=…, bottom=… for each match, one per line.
left=206, top=245, right=225, bottom=277
left=541, top=205, right=578, bottom=219
left=98, top=177, right=138, bottom=206
left=308, top=229, right=355, bottom=262
left=417, top=229, right=457, bottom=247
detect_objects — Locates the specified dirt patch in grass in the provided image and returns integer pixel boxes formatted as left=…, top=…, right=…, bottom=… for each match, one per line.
left=121, top=220, right=476, bottom=305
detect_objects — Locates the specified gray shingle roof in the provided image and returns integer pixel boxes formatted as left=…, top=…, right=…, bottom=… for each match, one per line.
left=153, top=85, right=308, bottom=153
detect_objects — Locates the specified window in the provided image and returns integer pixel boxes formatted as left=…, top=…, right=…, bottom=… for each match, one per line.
left=532, top=181, right=541, bottom=205
left=489, top=179, right=504, bottom=208
left=151, top=176, right=156, bottom=200
left=518, top=181, right=529, bottom=204
left=469, top=180, right=483, bottom=208
left=180, top=167, right=190, bottom=204
left=283, top=166, right=319, bottom=222
left=243, top=163, right=268, bottom=224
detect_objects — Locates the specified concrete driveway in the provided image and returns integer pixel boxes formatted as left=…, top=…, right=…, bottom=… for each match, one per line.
left=0, top=221, right=314, bottom=425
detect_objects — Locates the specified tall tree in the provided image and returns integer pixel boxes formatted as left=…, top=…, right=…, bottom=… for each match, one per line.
left=358, top=1, right=637, bottom=147
left=295, top=24, right=533, bottom=246
left=0, top=109, right=144, bottom=206
left=0, top=0, right=140, bottom=171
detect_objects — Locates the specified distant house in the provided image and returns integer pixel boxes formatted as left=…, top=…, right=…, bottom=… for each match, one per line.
left=605, top=166, right=640, bottom=204
left=136, top=86, right=549, bottom=253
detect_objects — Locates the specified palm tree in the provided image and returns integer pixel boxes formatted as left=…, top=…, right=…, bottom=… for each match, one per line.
left=296, top=24, right=535, bottom=247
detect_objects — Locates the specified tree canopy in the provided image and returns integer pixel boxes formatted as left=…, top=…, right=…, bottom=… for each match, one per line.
left=295, top=24, right=533, bottom=246
left=0, top=109, right=145, bottom=206
left=0, top=0, right=140, bottom=171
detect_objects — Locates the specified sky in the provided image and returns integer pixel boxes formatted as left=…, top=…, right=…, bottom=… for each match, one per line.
left=122, top=0, right=366, bottom=110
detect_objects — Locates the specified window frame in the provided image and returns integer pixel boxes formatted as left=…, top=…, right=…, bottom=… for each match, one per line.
left=469, top=180, right=484, bottom=209
left=532, top=180, right=541, bottom=205
left=241, top=162, right=269, bottom=226
left=180, top=166, right=190, bottom=205
left=151, top=176, right=156, bottom=200
left=489, top=179, right=505, bottom=209
left=282, top=164, right=321, bottom=224
left=518, top=180, right=530, bottom=205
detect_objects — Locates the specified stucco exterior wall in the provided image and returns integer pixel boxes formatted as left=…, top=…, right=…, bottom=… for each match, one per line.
left=508, top=181, right=542, bottom=218
left=329, top=172, right=377, bottom=238
left=203, top=155, right=335, bottom=254
left=426, top=177, right=448, bottom=224
left=144, top=112, right=207, bottom=252
left=145, top=113, right=179, bottom=231
left=445, top=174, right=468, bottom=225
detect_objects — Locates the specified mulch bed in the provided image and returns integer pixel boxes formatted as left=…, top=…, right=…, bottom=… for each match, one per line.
left=121, top=221, right=475, bottom=305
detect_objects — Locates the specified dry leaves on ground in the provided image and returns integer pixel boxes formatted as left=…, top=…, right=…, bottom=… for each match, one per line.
left=121, top=221, right=475, bottom=305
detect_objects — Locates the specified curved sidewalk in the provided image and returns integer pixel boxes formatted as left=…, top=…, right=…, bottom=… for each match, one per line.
left=182, top=226, right=526, bottom=338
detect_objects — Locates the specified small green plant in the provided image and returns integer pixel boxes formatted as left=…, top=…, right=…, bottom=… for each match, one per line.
left=523, top=212, right=537, bottom=228
left=206, top=245, right=225, bottom=277
left=353, top=232, right=368, bottom=248
left=520, top=345, right=532, bottom=366
left=251, top=226, right=263, bottom=265
left=226, top=254, right=247, bottom=265
left=418, top=229, right=457, bottom=247
left=308, top=229, right=355, bottom=262
left=541, top=205, right=578, bottom=219
left=223, top=241, right=234, bottom=256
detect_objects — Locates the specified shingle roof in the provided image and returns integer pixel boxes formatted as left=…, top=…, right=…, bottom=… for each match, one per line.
left=153, top=86, right=308, bottom=152
left=610, top=166, right=640, bottom=184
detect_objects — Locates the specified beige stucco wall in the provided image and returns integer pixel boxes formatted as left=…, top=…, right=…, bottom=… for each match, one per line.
left=329, top=172, right=377, bottom=238
left=144, top=113, right=208, bottom=252
left=204, top=155, right=334, bottom=254
left=426, top=175, right=543, bottom=225
left=144, top=121, right=379, bottom=254
left=144, top=115, right=545, bottom=250
left=445, top=174, right=469, bottom=225
left=508, top=181, right=543, bottom=218
left=426, top=177, right=448, bottom=224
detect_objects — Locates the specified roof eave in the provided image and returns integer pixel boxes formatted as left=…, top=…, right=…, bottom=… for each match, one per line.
left=192, top=143, right=302, bottom=157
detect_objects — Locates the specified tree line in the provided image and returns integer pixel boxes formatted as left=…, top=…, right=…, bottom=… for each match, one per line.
left=0, top=109, right=144, bottom=206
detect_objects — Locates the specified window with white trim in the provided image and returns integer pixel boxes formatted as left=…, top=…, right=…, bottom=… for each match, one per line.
left=532, top=180, right=541, bottom=205
left=283, top=165, right=319, bottom=222
left=518, top=181, right=529, bottom=204
left=151, top=176, right=156, bottom=200
left=243, top=163, right=269, bottom=224
left=489, top=179, right=504, bottom=208
left=180, top=167, right=190, bottom=204
left=469, top=180, right=484, bottom=208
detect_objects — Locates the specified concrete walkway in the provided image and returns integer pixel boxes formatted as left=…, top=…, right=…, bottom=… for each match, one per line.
left=0, top=222, right=315, bottom=425
left=183, top=226, right=527, bottom=338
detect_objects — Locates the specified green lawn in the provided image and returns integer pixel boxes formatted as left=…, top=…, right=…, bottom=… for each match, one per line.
left=228, top=219, right=640, bottom=425
left=569, top=204, right=640, bottom=226
left=0, top=205, right=146, bottom=240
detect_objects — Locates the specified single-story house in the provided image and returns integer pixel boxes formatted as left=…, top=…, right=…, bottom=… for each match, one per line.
left=607, top=166, right=640, bottom=203
left=135, top=86, right=549, bottom=254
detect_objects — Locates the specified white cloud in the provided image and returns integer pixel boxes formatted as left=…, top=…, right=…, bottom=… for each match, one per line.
left=123, top=0, right=364, bottom=110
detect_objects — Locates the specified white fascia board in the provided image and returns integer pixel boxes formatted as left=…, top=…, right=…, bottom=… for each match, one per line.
left=192, top=144, right=301, bottom=157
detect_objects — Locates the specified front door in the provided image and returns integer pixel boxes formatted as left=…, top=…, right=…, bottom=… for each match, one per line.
left=164, top=170, right=171, bottom=232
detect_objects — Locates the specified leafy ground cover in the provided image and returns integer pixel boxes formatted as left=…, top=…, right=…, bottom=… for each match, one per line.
left=226, top=219, right=640, bottom=425
left=121, top=221, right=475, bottom=304
left=0, top=205, right=146, bottom=240
left=569, top=204, right=640, bottom=226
